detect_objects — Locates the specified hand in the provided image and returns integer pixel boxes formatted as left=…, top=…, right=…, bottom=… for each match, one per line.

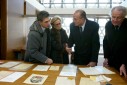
left=45, top=58, right=53, bottom=65
left=65, top=43, right=72, bottom=54
left=87, top=62, right=97, bottom=67
left=120, top=64, right=127, bottom=78
left=103, top=58, right=109, bottom=67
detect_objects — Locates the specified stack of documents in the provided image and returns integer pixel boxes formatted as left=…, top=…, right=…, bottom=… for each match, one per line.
left=79, top=66, right=115, bottom=76
left=59, top=64, right=77, bottom=76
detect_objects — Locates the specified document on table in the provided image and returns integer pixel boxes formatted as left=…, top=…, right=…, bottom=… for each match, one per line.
left=0, top=71, right=26, bottom=82
left=33, top=65, right=50, bottom=71
left=0, top=71, right=14, bottom=79
left=55, top=76, right=75, bottom=85
left=0, top=61, right=21, bottom=68
left=10, top=63, right=34, bottom=71
left=24, top=74, right=48, bottom=84
left=90, top=75, right=111, bottom=82
left=59, top=64, right=77, bottom=76
left=79, top=77, right=100, bottom=85
left=79, top=66, right=115, bottom=76
left=49, top=66, right=60, bottom=71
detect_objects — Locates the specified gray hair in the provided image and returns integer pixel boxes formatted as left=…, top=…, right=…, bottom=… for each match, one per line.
left=110, top=6, right=127, bottom=17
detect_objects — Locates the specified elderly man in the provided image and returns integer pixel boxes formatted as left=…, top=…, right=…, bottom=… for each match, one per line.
left=66, top=9, right=100, bottom=66
left=103, top=6, right=127, bottom=78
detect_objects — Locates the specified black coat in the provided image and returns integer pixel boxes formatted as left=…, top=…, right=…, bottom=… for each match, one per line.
left=103, top=18, right=127, bottom=70
left=68, top=19, right=100, bottom=65
left=51, top=28, right=69, bottom=64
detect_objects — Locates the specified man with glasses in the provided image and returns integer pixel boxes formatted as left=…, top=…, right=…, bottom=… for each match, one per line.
left=24, top=11, right=53, bottom=64
left=103, top=6, right=127, bottom=78
left=66, top=9, right=100, bottom=66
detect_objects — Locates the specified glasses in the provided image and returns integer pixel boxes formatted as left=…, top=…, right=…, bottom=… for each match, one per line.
left=54, top=23, right=61, bottom=26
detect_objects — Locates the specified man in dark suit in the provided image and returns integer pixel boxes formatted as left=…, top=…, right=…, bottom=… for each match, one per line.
left=66, top=9, right=100, bottom=66
left=103, top=6, right=127, bottom=78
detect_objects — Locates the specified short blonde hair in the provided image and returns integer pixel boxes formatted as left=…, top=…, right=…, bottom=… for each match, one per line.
left=51, top=16, right=61, bottom=25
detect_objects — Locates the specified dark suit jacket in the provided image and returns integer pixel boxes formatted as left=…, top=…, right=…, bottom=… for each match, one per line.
left=68, top=19, right=100, bottom=65
left=103, top=18, right=127, bottom=70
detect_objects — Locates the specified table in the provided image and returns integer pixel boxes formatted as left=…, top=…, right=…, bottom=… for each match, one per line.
left=0, top=60, right=127, bottom=85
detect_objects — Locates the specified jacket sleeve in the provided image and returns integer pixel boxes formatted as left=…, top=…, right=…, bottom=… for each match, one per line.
left=27, top=32, right=48, bottom=63
left=103, top=24, right=111, bottom=59
left=68, top=23, right=74, bottom=48
left=91, top=23, right=100, bottom=62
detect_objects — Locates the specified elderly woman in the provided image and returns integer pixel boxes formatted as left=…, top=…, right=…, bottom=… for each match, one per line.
left=50, top=16, right=69, bottom=64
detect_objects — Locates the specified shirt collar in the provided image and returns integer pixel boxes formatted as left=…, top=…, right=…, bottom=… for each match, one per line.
left=41, top=26, right=46, bottom=32
left=81, top=20, right=86, bottom=31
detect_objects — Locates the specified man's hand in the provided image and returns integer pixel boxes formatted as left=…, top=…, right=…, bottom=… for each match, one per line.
left=120, top=64, right=127, bottom=78
left=65, top=43, right=72, bottom=54
left=103, top=58, right=109, bottom=67
left=45, top=58, right=53, bottom=65
left=87, top=62, right=97, bottom=67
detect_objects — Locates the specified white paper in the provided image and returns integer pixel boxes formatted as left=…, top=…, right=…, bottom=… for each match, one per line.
left=0, top=71, right=14, bottom=79
left=60, top=64, right=77, bottom=76
left=33, top=65, right=50, bottom=71
left=10, top=63, right=33, bottom=71
left=24, top=74, right=48, bottom=84
left=96, top=75, right=111, bottom=82
left=79, top=66, right=115, bottom=76
left=95, top=66, right=115, bottom=74
left=0, top=61, right=21, bottom=68
left=55, top=76, right=75, bottom=85
left=49, top=66, right=60, bottom=71
left=79, top=77, right=100, bottom=85
left=0, top=72, right=26, bottom=82
left=68, top=54, right=71, bottom=64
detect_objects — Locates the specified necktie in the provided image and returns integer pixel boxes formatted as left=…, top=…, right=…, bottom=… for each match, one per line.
left=115, top=25, right=119, bottom=30
left=79, top=27, right=82, bottom=33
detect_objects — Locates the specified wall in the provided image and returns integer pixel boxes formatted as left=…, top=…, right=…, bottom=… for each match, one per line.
left=7, top=0, right=24, bottom=59
left=7, top=0, right=36, bottom=59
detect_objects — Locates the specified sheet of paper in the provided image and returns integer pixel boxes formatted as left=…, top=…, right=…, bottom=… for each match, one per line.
left=94, top=66, right=115, bottom=74
left=55, top=76, right=75, bottom=85
left=33, top=65, right=50, bottom=71
left=79, top=77, right=100, bottom=85
left=49, top=66, right=60, bottom=71
left=0, top=61, right=21, bottom=68
left=79, top=66, right=115, bottom=76
left=0, top=72, right=26, bottom=82
left=10, top=63, right=33, bottom=71
left=24, top=74, right=48, bottom=84
left=59, top=64, right=77, bottom=76
left=90, top=75, right=111, bottom=82
left=0, top=71, right=14, bottom=80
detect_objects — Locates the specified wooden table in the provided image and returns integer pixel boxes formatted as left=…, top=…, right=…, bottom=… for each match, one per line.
left=0, top=60, right=127, bottom=85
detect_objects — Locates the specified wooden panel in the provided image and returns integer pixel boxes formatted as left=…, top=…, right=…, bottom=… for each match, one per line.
left=1, top=0, right=7, bottom=59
